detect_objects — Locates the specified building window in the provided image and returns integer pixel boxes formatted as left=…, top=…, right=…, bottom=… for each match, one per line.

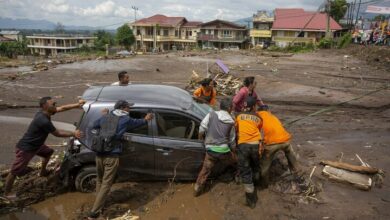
left=298, top=32, right=304, bottom=37
left=137, top=29, right=141, bottom=35
left=222, top=30, right=232, bottom=37
left=163, top=29, right=169, bottom=36
left=284, top=31, right=295, bottom=37
left=146, top=28, right=153, bottom=36
left=175, top=30, right=179, bottom=36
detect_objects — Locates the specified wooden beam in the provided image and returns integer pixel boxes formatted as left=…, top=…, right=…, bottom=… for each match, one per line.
left=320, top=160, right=379, bottom=174
left=322, top=165, right=372, bottom=191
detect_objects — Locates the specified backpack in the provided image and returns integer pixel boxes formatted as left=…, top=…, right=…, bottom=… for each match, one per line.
left=91, top=114, right=120, bottom=153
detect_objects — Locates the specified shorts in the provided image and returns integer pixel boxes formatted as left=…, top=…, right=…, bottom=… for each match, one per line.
left=10, top=145, right=54, bottom=176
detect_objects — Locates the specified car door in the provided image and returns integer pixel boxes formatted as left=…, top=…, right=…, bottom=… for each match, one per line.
left=116, top=109, right=155, bottom=182
left=152, top=109, right=205, bottom=180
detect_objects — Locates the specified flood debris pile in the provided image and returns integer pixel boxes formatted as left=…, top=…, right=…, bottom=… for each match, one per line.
left=185, top=59, right=242, bottom=96
left=268, top=152, right=322, bottom=203
left=0, top=153, right=64, bottom=213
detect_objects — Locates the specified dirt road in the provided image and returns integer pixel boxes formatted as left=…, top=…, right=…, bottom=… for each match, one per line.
left=0, top=46, right=389, bottom=219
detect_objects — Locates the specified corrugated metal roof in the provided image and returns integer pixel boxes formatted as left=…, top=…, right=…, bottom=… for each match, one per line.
left=272, top=8, right=342, bottom=31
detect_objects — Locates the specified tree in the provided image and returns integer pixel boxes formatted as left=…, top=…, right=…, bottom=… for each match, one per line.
left=94, top=30, right=115, bottom=51
left=330, top=0, right=348, bottom=22
left=116, top=24, right=135, bottom=50
left=374, top=14, right=386, bottom=21
left=55, top=22, right=65, bottom=34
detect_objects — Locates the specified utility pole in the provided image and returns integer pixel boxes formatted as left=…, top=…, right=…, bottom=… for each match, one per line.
left=354, top=0, right=362, bottom=29
left=326, top=0, right=331, bottom=38
left=132, top=6, right=138, bottom=51
left=350, top=0, right=357, bottom=30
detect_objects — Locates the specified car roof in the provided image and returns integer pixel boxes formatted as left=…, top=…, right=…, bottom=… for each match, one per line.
left=82, top=84, right=194, bottom=110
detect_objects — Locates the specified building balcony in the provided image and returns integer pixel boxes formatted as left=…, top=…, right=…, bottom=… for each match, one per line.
left=249, top=29, right=272, bottom=38
left=273, top=36, right=316, bottom=43
left=135, top=35, right=197, bottom=42
left=197, top=34, right=247, bottom=42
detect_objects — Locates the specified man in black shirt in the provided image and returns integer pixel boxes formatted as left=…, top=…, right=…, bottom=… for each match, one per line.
left=3, top=96, right=84, bottom=200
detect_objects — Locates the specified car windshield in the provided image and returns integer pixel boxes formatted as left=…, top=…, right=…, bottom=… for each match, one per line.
left=190, top=101, right=212, bottom=118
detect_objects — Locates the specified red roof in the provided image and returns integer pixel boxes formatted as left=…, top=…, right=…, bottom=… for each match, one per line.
left=133, top=14, right=186, bottom=27
left=182, top=21, right=202, bottom=27
left=272, top=8, right=342, bottom=31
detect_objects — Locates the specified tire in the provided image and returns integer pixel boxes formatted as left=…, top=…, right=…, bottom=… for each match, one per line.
left=75, top=166, right=97, bottom=193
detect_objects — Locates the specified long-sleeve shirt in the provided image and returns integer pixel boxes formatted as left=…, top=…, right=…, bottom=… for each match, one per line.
left=232, top=87, right=263, bottom=112
left=92, top=113, right=147, bottom=155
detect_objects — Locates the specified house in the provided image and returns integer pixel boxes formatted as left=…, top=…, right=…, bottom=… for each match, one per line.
left=250, top=11, right=274, bottom=47
left=0, top=36, right=15, bottom=42
left=198, top=20, right=248, bottom=49
left=27, top=34, right=96, bottom=56
left=0, top=30, right=23, bottom=41
left=130, top=14, right=202, bottom=51
left=272, top=8, right=342, bottom=47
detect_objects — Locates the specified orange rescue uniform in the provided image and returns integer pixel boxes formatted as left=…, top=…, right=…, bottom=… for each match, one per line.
left=257, top=111, right=291, bottom=145
left=193, top=87, right=217, bottom=106
left=235, top=113, right=262, bottom=145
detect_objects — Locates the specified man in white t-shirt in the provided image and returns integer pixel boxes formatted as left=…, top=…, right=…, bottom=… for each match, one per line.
left=111, top=71, right=130, bottom=86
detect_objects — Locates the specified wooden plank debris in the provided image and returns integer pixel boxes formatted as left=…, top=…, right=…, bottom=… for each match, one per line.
left=320, top=160, right=379, bottom=174
left=322, top=165, right=372, bottom=191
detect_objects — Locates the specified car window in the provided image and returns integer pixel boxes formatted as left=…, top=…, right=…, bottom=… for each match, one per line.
left=128, top=111, right=149, bottom=136
left=155, top=112, right=199, bottom=140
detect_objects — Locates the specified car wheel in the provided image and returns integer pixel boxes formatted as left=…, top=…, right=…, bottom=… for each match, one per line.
left=75, top=166, right=97, bottom=193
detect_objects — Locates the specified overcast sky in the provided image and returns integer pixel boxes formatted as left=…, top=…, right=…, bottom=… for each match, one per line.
left=1, top=0, right=326, bottom=27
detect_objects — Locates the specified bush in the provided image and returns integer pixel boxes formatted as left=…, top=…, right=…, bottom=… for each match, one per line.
left=318, top=37, right=333, bottom=49
left=337, top=33, right=352, bottom=49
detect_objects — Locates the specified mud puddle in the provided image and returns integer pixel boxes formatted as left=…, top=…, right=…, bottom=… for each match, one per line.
left=0, top=192, right=95, bottom=220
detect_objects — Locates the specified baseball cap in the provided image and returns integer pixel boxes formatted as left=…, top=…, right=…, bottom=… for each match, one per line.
left=114, top=100, right=134, bottom=109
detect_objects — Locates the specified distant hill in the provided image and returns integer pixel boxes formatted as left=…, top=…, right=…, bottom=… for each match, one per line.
left=0, top=17, right=112, bottom=30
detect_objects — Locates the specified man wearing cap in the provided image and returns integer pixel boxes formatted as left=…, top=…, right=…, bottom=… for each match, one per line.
left=88, top=100, right=152, bottom=220
left=235, top=96, right=263, bottom=208
left=257, top=105, right=300, bottom=187
left=111, top=71, right=130, bottom=86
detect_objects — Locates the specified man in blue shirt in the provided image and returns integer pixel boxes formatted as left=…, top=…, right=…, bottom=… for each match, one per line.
left=88, top=100, right=152, bottom=220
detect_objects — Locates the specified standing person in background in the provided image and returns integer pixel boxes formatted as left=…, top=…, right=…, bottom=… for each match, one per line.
left=232, top=76, right=264, bottom=114
left=111, top=71, right=130, bottom=86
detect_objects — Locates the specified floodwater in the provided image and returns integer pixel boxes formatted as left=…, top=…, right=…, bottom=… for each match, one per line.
left=0, top=192, right=95, bottom=220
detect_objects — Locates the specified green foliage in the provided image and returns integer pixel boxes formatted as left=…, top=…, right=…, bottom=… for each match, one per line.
left=318, top=37, right=333, bottom=49
left=0, top=40, right=29, bottom=58
left=94, top=30, right=115, bottom=51
left=268, top=43, right=316, bottom=53
left=330, top=0, right=348, bottom=22
left=337, top=32, right=352, bottom=49
left=116, top=24, right=135, bottom=50
left=373, top=14, right=387, bottom=21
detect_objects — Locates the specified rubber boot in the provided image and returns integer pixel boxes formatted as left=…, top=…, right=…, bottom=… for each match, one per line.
left=193, top=183, right=204, bottom=197
left=245, top=192, right=257, bottom=209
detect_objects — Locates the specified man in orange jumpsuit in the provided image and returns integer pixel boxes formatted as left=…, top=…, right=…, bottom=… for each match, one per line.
left=257, top=105, right=300, bottom=187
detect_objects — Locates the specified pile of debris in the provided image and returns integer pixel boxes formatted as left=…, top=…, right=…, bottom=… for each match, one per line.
left=185, top=59, right=242, bottom=96
left=0, top=153, right=64, bottom=213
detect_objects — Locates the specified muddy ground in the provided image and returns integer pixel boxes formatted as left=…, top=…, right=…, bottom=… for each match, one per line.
left=0, top=45, right=389, bottom=219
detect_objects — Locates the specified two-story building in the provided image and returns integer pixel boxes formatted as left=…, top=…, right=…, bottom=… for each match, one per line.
left=27, top=34, right=96, bottom=56
left=197, top=19, right=248, bottom=49
left=250, top=11, right=273, bottom=47
left=130, top=14, right=201, bottom=51
left=272, top=8, right=342, bottom=47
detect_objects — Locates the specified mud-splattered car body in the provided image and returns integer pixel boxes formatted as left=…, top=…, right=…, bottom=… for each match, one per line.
left=59, top=84, right=213, bottom=192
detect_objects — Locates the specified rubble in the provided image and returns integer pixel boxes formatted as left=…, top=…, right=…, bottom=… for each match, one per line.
left=185, top=60, right=242, bottom=96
